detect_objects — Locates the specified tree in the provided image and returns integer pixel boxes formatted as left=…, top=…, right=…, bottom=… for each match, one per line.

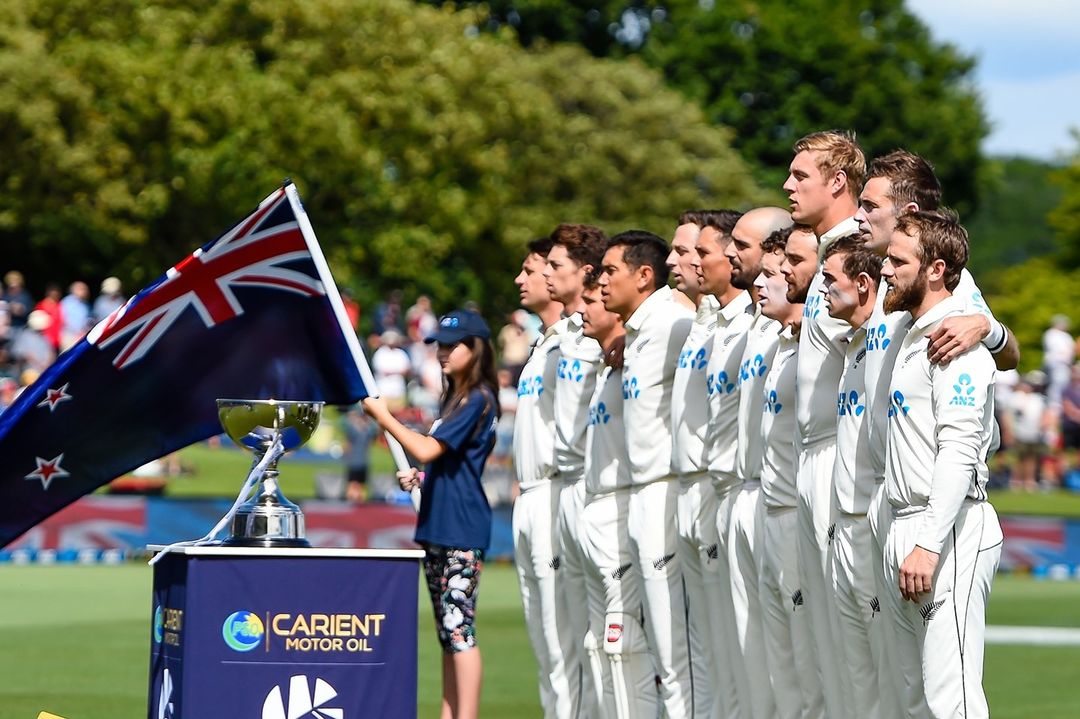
left=0, top=0, right=764, bottom=325
left=1049, top=131, right=1080, bottom=267
left=431, top=0, right=989, bottom=213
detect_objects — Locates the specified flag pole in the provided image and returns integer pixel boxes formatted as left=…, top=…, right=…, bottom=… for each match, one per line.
left=284, top=183, right=421, bottom=511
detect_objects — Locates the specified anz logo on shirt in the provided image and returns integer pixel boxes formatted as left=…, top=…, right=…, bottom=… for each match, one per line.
left=887, top=390, right=910, bottom=418
left=739, top=354, right=769, bottom=384
left=678, top=346, right=708, bottom=371
left=803, top=294, right=822, bottom=319
left=622, top=376, right=640, bottom=399
left=557, top=357, right=585, bottom=382
left=518, top=375, right=544, bottom=398
left=969, top=291, right=990, bottom=316
left=949, top=374, right=977, bottom=407
left=589, top=401, right=611, bottom=426
left=707, top=371, right=737, bottom=397
left=763, top=389, right=784, bottom=415
left=865, top=323, right=891, bottom=352
left=837, top=389, right=865, bottom=417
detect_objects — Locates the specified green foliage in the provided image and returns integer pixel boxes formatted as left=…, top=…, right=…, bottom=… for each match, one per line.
left=965, top=156, right=1062, bottom=277
left=1049, top=131, right=1080, bottom=267
left=0, top=0, right=763, bottom=323
left=429, top=0, right=989, bottom=214
left=983, top=257, right=1080, bottom=371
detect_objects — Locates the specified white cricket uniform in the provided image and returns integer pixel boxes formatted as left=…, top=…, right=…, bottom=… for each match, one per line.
left=794, top=218, right=859, bottom=719
left=512, top=317, right=579, bottom=719
left=580, top=364, right=658, bottom=719
left=554, top=313, right=605, bottom=718
left=622, top=286, right=694, bottom=719
left=830, top=325, right=879, bottom=719
left=758, top=326, right=821, bottom=719
left=864, top=270, right=1004, bottom=719
left=704, top=290, right=756, bottom=719
left=728, top=309, right=781, bottom=719
left=883, top=295, right=1002, bottom=719
left=672, top=295, right=723, bottom=719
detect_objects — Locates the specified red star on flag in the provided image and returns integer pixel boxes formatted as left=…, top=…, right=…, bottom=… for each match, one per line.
left=26, top=454, right=70, bottom=490
left=37, top=383, right=73, bottom=412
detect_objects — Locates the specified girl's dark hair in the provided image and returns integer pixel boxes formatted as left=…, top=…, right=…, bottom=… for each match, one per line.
left=441, top=335, right=501, bottom=421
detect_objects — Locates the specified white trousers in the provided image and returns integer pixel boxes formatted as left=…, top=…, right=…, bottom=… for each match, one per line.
left=727, top=481, right=774, bottom=719
left=828, top=512, right=878, bottom=718
left=558, top=479, right=601, bottom=718
left=514, top=482, right=581, bottom=718
left=676, top=477, right=739, bottom=719
left=883, top=501, right=1003, bottom=719
left=868, top=482, right=904, bottom=719
left=580, top=491, right=660, bottom=719
left=759, top=505, right=822, bottom=719
left=795, top=441, right=850, bottom=719
left=628, top=479, right=694, bottom=719
left=713, top=483, right=745, bottom=719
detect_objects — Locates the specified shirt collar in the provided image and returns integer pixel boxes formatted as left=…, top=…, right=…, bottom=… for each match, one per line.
left=625, top=286, right=673, bottom=332
left=818, top=216, right=861, bottom=261
left=912, top=294, right=965, bottom=332
left=718, top=290, right=753, bottom=323
left=696, top=294, right=721, bottom=324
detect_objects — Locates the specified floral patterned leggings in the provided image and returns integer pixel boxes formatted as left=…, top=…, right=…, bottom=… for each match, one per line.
left=422, top=543, right=484, bottom=654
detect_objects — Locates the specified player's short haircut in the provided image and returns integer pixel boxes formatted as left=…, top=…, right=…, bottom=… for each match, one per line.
left=867, top=150, right=942, bottom=211
left=894, top=209, right=968, bottom=291
left=701, top=210, right=743, bottom=237
left=793, top=130, right=867, bottom=200
left=823, top=233, right=882, bottom=285
left=550, top=223, right=609, bottom=270
left=761, top=226, right=793, bottom=255
left=526, top=236, right=555, bottom=257
left=607, top=230, right=671, bottom=289
left=678, top=210, right=709, bottom=228
left=583, top=267, right=602, bottom=291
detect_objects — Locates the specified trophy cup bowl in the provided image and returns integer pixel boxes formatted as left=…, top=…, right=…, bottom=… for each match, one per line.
left=216, top=399, right=324, bottom=548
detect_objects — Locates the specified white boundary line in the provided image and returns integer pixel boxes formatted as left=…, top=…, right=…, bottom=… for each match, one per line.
left=985, top=625, right=1080, bottom=646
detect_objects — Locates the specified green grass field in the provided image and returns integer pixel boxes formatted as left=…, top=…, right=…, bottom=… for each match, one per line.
left=1, top=564, right=1078, bottom=719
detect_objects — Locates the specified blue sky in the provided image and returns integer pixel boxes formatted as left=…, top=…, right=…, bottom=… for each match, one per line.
left=906, top=0, right=1080, bottom=161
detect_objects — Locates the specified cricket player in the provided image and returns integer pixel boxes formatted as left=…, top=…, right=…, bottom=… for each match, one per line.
left=511, top=237, right=576, bottom=719
left=598, top=230, right=694, bottom=719
left=755, top=224, right=818, bottom=719
left=782, top=130, right=866, bottom=719
left=544, top=223, right=609, bottom=718
left=880, top=210, right=1002, bottom=719
left=819, top=233, right=884, bottom=718
left=577, top=275, right=658, bottom=719
left=692, top=209, right=752, bottom=719
left=725, top=207, right=791, bottom=719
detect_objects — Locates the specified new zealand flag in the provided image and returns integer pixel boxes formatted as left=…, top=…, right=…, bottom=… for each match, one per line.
left=0, top=183, right=369, bottom=547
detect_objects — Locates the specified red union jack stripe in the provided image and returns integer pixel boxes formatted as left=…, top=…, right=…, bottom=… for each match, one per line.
left=88, top=189, right=325, bottom=369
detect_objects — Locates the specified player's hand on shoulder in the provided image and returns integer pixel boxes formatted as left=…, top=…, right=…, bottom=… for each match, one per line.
left=927, top=314, right=989, bottom=365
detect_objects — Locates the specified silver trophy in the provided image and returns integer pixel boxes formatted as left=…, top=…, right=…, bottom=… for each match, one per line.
left=216, top=399, right=324, bottom=547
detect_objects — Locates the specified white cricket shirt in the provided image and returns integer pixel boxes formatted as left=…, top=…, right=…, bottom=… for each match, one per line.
left=704, top=291, right=756, bottom=491
left=584, top=365, right=630, bottom=495
left=833, top=325, right=875, bottom=515
left=622, top=286, right=694, bottom=487
left=760, top=326, right=800, bottom=508
left=672, top=294, right=721, bottom=478
left=885, top=295, right=997, bottom=553
left=736, top=310, right=782, bottom=482
left=512, top=317, right=569, bottom=492
left=554, top=313, right=604, bottom=481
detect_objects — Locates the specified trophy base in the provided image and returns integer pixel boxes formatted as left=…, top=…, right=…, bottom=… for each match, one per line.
left=221, top=536, right=312, bottom=548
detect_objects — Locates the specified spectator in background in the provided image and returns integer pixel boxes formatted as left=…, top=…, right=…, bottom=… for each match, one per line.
left=496, top=310, right=532, bottom=382
left=372, top=330, right=411, bottom=413
left=341, top=287, right=361, bottom=332
left=1004, top=370, right=1054, bottom=492
left=0, top=376, right=17, bottom=412
left=93, top=276, right=126, bottom=324
left=492, top=367, right=518, bottom=470
left=60, top=281, right=92, bottom=350
left=1043, top=314, right=1075, bottom=407
left=34, top=284, right=64, bottom=352
left=372, top=289, right=405, bottom=336
left=2, top=271, right=33, bottom=333
left=11, top=310, right=55, bottom=373
left=406, top=295, right=438, bottom=344
left=1061, top=364, right=1080, bottom=479
left=342, top=407, right=379, bottom=503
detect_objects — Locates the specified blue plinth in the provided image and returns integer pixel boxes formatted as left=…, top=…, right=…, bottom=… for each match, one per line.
left=147, top=545, right=423, bottom=718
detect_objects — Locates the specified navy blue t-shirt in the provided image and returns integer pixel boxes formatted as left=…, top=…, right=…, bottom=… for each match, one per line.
left=415, top=388, right=497, bottom=551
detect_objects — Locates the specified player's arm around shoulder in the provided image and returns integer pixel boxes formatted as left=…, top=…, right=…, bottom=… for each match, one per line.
left=929, top=270, right=1019, bottom=370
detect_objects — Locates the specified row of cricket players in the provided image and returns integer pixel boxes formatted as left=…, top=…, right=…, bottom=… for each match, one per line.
left=510, top=131, right=1019, bottom=719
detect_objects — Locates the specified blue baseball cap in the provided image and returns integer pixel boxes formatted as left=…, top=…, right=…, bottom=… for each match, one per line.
left=425, top=309, right=491, bottom=344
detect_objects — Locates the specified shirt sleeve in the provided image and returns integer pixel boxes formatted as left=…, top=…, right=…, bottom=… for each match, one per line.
left=431, top=390, right=490, bottom=453
left=916, top=353, right=994, bottom=553
left=955, top=270, right=1007, bottom=353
